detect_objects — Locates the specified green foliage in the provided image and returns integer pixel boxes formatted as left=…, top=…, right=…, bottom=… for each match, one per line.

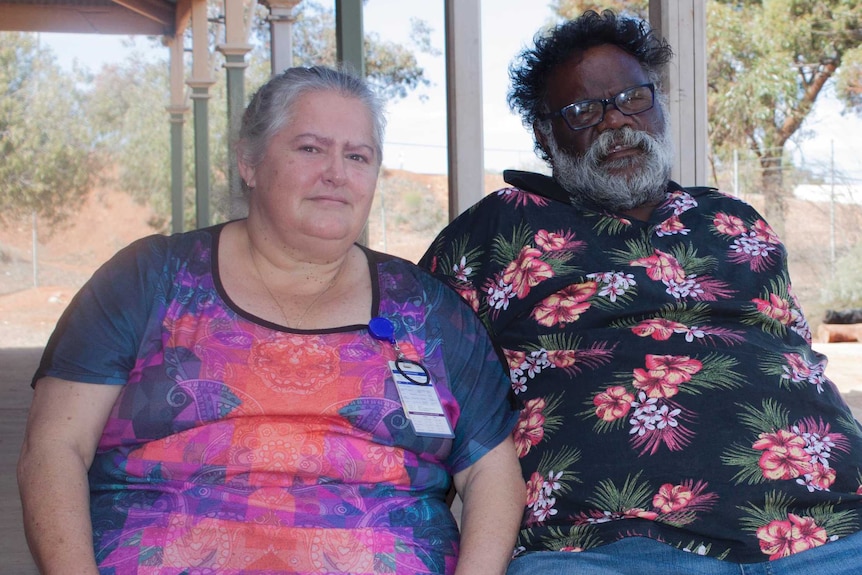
left=88, top=57, right=175, bottom=229
left=822, top=241, right=862, bottom=308
left=552, top=0, right=862, bottom=231
left=551, top=0, right=648, bottom=20
left=0, top=32, right=97, bottom=225
left=704, top=0, right=862, bottom=230
left=836, top=46, right=862, bottom=112
left=707, top=1, right=862, bottom=159
left=260, top=1, right=435, bottom=101
left=1, top=1, right=432, bottom=230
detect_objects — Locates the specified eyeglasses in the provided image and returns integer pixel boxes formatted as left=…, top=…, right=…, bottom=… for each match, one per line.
left=541, top=83, right=656, bottom=131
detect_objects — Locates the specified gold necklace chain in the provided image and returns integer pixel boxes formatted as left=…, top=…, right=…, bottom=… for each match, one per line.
left=249, top=244, right=345, bottom=329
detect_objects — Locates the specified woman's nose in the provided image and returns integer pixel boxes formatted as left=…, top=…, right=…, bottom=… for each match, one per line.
left=324, top=154, right=347, bottom=185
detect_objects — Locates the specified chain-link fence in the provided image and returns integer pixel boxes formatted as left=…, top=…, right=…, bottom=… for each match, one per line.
left=709, top=147, right=862, bottom=328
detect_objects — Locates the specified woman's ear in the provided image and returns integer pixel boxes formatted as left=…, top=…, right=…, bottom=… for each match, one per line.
left=236, top=150, right=256, bottom=190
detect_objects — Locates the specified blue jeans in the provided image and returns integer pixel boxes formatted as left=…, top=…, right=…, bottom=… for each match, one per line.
left=506, top=531, right=862, bottom=575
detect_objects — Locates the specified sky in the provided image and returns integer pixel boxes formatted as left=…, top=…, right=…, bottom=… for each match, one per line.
left=34, top=0, right=862, bottom=183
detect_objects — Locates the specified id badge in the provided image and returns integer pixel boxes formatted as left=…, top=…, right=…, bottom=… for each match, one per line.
left=388, top=361, right=455, bottom=438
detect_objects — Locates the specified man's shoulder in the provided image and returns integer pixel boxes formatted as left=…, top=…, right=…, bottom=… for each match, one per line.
left=673, top=182, right=761, bottom=215
left=459, top=169, right=570, bottom=215
left=503, top=169, right=571, bottom=204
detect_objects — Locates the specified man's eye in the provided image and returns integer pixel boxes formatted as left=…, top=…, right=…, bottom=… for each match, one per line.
left=572, top=102, right=599, bottom=116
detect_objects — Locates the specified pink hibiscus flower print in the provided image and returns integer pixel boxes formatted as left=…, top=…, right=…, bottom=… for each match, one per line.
left=655, top=215, right=690, bottom=237
left=796, top=462, right=837, bottom=492
left=753, top=293, right=794, bottom=326
left=654, top=483, right=695, bottom=513
left=532, top=282, right=597, bottom=327
left=630, top=249, right=687, bottom=284
left=751, top=219, right=781, bottom=244
left=651, top=480, right=718, bottom=517
left=622, top=508, right=659, bottom=521
left=496, top=187, right=550, bottom=207
left=503, top=349, right=528, bottom=393
left=752, top=429, right=812, bottom=481
left=594, top=385, right=634, bottom=422
left=455, top=285, right=479, bottom=312
left=534, top=229, right=583, bottom=253
left=535, top=229, right=568, bottom=251
left=513, top=398, right=546, bottom=457
left=502, top=247, right=554, bottom=299
left=756, top=514, right=828, bottom=560
left=525, top=471, right=544, bottom=510
left=713, top=212, right=747, bottom=236
left=547, top=348, right=577, bottom=369
left=632, top=318, right=688, bottom=341
left=632, top=354, right=703, bottom=399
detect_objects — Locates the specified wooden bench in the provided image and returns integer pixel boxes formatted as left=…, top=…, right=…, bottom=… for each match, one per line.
left=817, top=323, right=862, bottom=343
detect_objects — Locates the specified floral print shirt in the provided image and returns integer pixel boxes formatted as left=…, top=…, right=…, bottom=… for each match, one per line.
left=419, top=170, right=862, bottom=563
left=35, top=223, right=518, bottom=575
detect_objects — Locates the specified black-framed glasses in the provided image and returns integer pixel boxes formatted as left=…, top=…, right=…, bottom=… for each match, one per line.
left=541, top=83, right=655, bottom=131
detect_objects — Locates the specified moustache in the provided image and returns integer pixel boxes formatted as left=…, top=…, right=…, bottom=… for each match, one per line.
left=586, top=127, right=657, bottom=163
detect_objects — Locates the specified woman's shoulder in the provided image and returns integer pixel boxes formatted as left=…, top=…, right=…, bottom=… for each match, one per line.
left=93, top=224, right=222, bottom=285
left=366, top=246, right=479, bottom=313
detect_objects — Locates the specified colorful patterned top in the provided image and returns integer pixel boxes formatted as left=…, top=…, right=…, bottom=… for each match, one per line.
left=34, top=223, right=518, bottom=575
left=419, top=170, right=862, bottom=563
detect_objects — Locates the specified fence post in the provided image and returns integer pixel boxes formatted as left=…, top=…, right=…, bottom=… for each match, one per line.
left=31, top=211, right=38, bottom=288
left=830, top=139, right=836, bottom=279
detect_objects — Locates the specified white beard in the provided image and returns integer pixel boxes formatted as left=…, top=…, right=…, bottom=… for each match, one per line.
left=548, top=118, right=675, bottom=212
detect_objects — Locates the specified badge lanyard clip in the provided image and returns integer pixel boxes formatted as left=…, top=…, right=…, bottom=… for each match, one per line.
left=368, top=316, right=454, bottom=438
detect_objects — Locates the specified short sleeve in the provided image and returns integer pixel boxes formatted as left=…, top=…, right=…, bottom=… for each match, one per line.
left=33, top=235, right=168, bottom=386
left=427, top=278, right=519, bottom=474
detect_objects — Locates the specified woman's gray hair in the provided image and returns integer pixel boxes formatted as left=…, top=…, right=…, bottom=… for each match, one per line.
left=235, top=65, right=386, bottom=196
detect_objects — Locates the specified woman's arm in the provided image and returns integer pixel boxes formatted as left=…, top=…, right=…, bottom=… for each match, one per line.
left=452, top=436, right=525, bottom=575
left=18, top=377, right=123, bottom=575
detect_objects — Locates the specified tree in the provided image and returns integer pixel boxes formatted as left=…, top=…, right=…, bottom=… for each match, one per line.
left=86, top=0, right=436, bottom=229
left=553, top=1, right=862, bottom=233
left=707, top=0, right=862, bottom=232
left=87, top=55, right=196, bottom=230
left=0, top=1, right=434, bottom=232
left=0, top=32, right=97, bottom=226
left=255, top=1, right=436, bottom=101
left=550, top=0, right=647, bottom=20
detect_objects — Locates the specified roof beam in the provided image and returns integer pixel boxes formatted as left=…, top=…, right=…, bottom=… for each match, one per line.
left=112, top=0, right=175, bottom=28
left=0, top=1, right=177, bottom=35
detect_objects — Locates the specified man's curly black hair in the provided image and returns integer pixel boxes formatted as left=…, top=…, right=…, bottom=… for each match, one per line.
left=508, top=9, right=674, bottom=144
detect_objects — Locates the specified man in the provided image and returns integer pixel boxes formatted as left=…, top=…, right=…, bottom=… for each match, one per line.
left=419, top=9, right=862, bottom=574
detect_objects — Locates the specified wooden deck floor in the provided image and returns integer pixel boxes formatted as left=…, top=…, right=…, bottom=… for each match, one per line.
left=1, top=347, right=41, bottom=574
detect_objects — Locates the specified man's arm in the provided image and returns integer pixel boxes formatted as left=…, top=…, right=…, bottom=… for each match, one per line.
left=453, top=436, right=525, bottom=575
left=18, top=377, right=123, bottom=575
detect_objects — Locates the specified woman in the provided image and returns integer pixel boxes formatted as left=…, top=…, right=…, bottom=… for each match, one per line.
left=18, top=65, right=524, bottom=575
